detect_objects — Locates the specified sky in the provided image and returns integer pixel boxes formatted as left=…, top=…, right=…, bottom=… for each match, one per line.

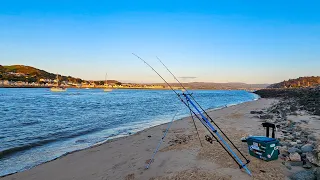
left=0, top=0, right=319, bottom=84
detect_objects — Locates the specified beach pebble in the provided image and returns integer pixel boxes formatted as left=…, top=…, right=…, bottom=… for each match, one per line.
left=290, top=142, right=298, bottom=146
left=301, top=144, right=314, bottom=153
left=290, top=152, right=302, bottom=162
left=296, top=140, right=302, bottom=144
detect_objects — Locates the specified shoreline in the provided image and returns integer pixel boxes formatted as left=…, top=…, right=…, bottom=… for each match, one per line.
left=0, top=98, right=259, bottom=178
left=2, top=97, right=292, bottom=180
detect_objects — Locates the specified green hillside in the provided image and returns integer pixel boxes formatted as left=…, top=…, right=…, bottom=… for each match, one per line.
left=0, top=65, right=119, bottom=84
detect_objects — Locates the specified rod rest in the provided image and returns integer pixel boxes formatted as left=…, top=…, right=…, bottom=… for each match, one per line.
left=262, top=122, right=276, bottom=138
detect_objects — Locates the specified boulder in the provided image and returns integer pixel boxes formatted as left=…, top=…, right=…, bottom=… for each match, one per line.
left=302, top=144, right=315, bottom=153
left=290, top=170, right=315, bottom=180
left=290, top=152, right=302, bottom=162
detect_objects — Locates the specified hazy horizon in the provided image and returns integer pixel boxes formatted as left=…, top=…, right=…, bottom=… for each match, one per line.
left=1, top=1, right=319, bottom=84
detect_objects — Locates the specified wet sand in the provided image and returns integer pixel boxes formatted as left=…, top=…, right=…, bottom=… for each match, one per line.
left=2, top=98, right=302, bottom=180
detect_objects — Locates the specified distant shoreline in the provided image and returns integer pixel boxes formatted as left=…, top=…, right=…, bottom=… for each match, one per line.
left=0, top=86, right=259, bottom=91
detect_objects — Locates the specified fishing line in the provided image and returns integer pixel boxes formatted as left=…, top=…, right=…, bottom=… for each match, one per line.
left=145, top=111, right=178, bottom=169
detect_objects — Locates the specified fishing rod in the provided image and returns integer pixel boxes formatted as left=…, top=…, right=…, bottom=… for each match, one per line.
left=156, top=56, right=250, bottom=163
left=133, top=53, right=252, bottom=176
left=146, top=112, right=178, bottom=169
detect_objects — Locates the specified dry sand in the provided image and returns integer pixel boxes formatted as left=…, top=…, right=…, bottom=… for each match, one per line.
left=2, top=98, right=297, bottom=180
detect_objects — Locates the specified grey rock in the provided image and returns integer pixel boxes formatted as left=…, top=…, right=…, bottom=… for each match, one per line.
left=288, top=147, right=302, bottom=154
left=250, top=110, right=264, bottom=114
left=259, top=114, right=274, bottom=119
left=302, top=144, right=315, bottom=153
left=296, top=140, right=302, bottom=144
left=290, top=161, right=304, bottom=166
left=290, top=142, right=298, bottom=146
left=290, top=170, right=315, bottom=180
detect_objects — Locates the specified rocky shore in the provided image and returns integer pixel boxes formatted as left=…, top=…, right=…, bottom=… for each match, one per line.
left=255, top=86, right=320, bottom=180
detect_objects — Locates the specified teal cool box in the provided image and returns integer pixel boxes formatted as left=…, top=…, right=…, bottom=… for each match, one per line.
left=246, top=136, right=279, bottom=161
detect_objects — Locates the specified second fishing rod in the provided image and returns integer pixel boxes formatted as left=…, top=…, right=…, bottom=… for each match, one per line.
left=156, top=56, right=250, bottom=164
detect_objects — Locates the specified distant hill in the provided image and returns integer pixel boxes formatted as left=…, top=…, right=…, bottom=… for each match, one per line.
left=0, top=65, right=120, bottom=84
left=268, top=76, right=320, bottom=88
left=0, top=65, right=81, bottom=83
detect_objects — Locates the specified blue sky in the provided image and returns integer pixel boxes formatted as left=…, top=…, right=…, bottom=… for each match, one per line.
left=0, top=0, right=319, bottom=84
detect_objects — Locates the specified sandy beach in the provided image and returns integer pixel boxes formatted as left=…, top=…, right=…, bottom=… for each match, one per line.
left=2, top=98, right=320, bottom=180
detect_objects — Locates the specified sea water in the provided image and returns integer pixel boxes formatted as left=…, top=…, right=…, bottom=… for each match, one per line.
left=0, top=88, right=259, bottom=176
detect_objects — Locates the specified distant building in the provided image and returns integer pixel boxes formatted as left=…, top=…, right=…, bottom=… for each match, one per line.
left=3, top=80, right=10, bottom=85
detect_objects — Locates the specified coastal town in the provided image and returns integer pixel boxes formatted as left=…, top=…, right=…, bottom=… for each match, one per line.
left=0, top=79, right=266, bottom=90
left=0, top=78, right=172, bottom=89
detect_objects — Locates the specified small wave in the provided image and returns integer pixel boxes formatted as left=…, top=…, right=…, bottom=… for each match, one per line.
left=0, top=139, right=57, bottom=158
left=20, top=121, right=40, bottom=126
left=0, top=127, right=102, bottom=158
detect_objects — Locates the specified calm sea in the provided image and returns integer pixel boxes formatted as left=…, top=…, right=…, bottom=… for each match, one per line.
left=0, top=88, right=259, bottom=176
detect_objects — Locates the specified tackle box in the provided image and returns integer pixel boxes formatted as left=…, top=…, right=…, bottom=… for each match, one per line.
left=246, top=136, right=279, bottom=161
